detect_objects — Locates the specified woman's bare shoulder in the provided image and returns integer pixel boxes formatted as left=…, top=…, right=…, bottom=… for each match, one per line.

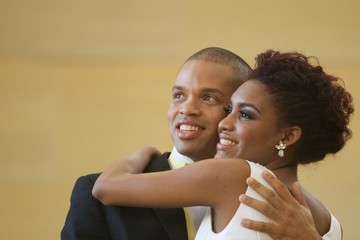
left=303, top=189, right=331, bottom=236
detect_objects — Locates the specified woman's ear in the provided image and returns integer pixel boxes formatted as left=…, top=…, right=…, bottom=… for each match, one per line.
left=283, top=126, right=301, bottom=147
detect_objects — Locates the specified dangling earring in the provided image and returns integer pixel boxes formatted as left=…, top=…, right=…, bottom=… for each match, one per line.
left=275, top=140, right=286, bottom=157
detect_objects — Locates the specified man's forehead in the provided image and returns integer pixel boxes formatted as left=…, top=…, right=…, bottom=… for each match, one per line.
left=178, top=59, right=235, bottom=77
left=173, top=60, right=239, bottom=94
left=173, top=74, right=235, bottom=89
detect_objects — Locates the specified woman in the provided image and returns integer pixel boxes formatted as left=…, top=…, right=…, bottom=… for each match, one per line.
left=93, top=50, right=353, bottom=239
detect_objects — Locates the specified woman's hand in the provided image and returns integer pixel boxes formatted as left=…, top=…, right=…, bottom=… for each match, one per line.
left=125, top=146, right=162, bottom=173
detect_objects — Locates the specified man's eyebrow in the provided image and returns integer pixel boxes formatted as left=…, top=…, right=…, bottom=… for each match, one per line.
left=238, top=102, right=262, bottom=115
left=201, top=88, right=226, bottom=97
left=172, top=85, right=184, bottom=91
left=172, top=86, right=226, bottom=97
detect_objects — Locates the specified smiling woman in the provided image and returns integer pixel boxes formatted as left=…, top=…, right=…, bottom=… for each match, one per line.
left=215, top=81, right=283, bottom=163
left=92, top=50, right=353, bottom=240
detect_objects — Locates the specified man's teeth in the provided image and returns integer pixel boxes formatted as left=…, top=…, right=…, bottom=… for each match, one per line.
left=180, top=125, right=199, bottom=131
left=220, top=138, right=236, bottom=146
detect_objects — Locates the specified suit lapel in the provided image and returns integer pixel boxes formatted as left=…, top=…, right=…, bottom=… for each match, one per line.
left=145, top=153, right=189, bottom=240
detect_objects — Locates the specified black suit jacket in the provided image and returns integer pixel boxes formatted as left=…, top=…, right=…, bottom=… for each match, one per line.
left=61, top=153, right=188, bottom=240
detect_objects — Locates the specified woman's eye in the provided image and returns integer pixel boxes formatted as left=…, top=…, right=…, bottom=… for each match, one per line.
left=240, top=111, right=253, bottom=120
left=224, top=107, right=232, bottom=115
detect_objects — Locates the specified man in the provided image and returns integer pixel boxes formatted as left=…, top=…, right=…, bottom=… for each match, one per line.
left=61, top=47, right=341, bottom=240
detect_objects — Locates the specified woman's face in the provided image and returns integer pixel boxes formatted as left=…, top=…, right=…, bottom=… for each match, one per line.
left=215, top=80, right=285, bottom=166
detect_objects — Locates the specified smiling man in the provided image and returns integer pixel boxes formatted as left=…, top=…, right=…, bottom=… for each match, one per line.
left=167, top=58, right=243, bottom=162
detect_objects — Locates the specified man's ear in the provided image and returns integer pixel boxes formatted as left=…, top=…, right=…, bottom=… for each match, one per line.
left=283, top=126, right=301, bottom=147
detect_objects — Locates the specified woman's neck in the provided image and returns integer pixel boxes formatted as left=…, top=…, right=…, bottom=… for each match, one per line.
left=271, top=164, right=298, bottom=189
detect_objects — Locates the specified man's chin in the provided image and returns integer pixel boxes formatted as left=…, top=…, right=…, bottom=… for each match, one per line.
left=175, top=145, right=195, bottom=156
left=177, top=146, right=216, bottom=160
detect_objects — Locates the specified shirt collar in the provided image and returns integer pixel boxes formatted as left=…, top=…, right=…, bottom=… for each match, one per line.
left=168, top=146, right=194, bottom=169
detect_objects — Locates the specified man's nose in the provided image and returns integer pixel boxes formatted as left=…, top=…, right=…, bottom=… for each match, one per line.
left=179, top=98, right=201, bottom=116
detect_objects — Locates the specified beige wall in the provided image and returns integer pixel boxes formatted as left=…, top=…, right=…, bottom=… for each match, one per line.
left=0, top=1, right=359, bottom=239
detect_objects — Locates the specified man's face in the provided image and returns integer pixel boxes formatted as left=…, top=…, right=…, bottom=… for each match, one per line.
left=168, top=60, right=239, bottom=161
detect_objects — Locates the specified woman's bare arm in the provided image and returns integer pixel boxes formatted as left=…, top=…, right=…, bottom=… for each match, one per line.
left=92, top=156, right=249, bottom=211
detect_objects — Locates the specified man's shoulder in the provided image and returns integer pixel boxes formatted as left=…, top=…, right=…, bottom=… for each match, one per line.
left=75, top=172, right=101, bottom=185
left=144, top=152, right=171, bottom=172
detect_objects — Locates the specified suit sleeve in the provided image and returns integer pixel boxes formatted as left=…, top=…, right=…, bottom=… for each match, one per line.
left=61, top=173, right=111, bottom=240
left=61, top=153, right=187, bottom=240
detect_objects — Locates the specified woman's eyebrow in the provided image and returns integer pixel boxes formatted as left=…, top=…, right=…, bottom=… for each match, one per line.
left=238, top=102, right=261, bottom=115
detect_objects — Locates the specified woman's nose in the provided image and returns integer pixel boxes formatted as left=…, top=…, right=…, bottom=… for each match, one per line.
left=218, top=114, right=234, bottom=132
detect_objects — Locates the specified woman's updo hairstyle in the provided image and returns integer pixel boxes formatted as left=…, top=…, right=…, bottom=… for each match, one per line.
left=247, top=50, right=354, bottom=164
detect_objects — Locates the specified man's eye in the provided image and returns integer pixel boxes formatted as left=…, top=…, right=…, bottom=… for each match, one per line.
left=173, top=92, right=183, bottom=99
left=204, top=95, right=217, bottom=102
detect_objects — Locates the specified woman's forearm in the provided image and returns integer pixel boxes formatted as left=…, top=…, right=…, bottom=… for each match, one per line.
left=92, top=146, right=161, bottom=204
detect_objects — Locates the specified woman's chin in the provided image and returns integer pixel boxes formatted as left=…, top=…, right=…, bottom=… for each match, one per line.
left=215, top=150, right=235, bottom=159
